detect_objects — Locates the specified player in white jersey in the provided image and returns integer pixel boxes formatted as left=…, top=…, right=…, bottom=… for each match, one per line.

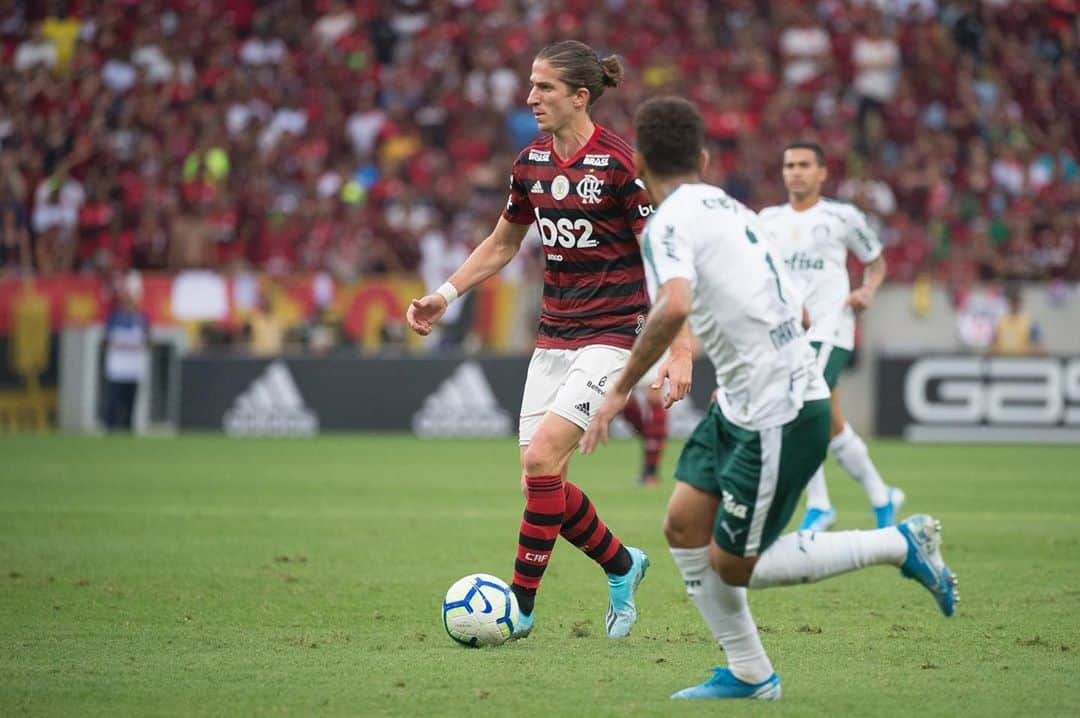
left=581, top=97, right=957, bottom=701
left=758, top=142, right=904, bottom=531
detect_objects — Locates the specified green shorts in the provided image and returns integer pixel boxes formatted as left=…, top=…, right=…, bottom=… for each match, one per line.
left=674, top=399, right=831, bottom=557
left=811, top=341, right=852, bottom=390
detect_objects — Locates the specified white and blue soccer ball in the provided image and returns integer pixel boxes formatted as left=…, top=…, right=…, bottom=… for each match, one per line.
left=442, top=573, right=519, bottom=647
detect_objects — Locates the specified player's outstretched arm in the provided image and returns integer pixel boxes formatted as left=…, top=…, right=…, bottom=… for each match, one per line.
left=406, top=218, right=529, bottom=336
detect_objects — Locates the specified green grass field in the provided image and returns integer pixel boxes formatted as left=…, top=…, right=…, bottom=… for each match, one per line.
left=2, top=435, right=1079, bottom=716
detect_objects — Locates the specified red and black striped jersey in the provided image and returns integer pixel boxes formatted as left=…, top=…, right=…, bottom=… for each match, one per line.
left=502, top=124, right=653, bottom=350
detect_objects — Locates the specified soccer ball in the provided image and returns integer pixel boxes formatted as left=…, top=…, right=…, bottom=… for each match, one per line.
left=442, top=573, right=519, bottom=647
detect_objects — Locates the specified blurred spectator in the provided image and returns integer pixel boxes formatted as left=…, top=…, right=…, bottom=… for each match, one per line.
left=14, top=22, right=57, bottom=72
left=991, top=283, right=1043, bottom=356
left=245, top=291, right=285, bottom=357
left=0, top=0, right=1073, bottom=292
left=31, top=161, right=83, bottom=273
left=779, top=5, right=832, bottom=87
left=0, top=201, right=31, bottom=275
left=851, top=11, right=900, bottom=145
left=102, top=279, right=150, bottom=431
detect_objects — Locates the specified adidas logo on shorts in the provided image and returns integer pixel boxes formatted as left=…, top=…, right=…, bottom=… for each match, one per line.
left=574, top=401, right=591, bottom=415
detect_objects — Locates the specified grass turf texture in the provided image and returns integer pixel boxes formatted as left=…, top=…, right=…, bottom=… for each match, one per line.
left=2, top=435, right=1078, bottom=717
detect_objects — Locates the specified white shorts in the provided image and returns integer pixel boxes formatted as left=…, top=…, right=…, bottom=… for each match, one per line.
left=518, top=345, right=630, bottom=445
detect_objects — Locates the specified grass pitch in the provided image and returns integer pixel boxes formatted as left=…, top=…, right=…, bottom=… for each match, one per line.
left=2, top=435, right=1078, bottom=716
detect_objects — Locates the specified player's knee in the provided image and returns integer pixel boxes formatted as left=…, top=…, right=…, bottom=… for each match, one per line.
left=522, top=442, right=558, bottom=477
left=663, top=513, right=690, bottom=547
left=664, top=510, right=710, bottom=548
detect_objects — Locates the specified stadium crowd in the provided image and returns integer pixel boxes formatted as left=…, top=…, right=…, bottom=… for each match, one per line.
left=0, top=0, right=1077, bottom=290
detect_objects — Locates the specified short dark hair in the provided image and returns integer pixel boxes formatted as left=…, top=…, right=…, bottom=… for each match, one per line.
left=633, top=96, right=704, bottom=178
left=783, top=141, right=826, bottom=166
left=536, top=41, right=622, bottom=108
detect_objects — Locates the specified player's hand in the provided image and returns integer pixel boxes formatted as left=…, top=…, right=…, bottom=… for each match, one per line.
left=406, top=294, right=449, bottom=336
left=579, top=391, right=630, bottom=454
left=655, top=349, right=693, bottom=409
left=847, top=287, right=875, bottom=312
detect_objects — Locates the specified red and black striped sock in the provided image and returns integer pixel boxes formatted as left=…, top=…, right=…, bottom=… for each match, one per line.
left=561, top=480, right=631, bottom=576
left=643, top=399, right=668, bottom=475
left=511, top=473, right=565, bottom=616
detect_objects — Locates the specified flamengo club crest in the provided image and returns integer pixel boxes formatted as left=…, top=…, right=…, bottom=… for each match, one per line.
left=551, top=175, right=570, bottom=200
left=576, top=174, right=603, bottom=204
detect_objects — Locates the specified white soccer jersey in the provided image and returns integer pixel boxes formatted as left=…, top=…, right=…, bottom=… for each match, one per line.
left=757, top=198, right=882, bottom=349
left=642, top=184, right=828, bottom=431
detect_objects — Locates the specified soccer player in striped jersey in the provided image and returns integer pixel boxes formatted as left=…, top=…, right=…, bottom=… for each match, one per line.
left=582, top=96, right=957, bottom=700
left=407, top=41, right=693, bottom=639
left=757, top=143, right=904, bottom=531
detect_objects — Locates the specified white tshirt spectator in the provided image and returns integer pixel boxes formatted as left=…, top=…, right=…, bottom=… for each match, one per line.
left=838, top=176, right=898, bottom=219
left=419, top=228, right=469, bottom=324
left=853, top=28, right=900, bottom=103
left=259, top=107, right=308, bottom=151
left=239, top=35, right=286, bottom=66
left=226, top=99, right=271, bottom=136
left=991, top=152, right=1025, bottom=197
left=102, top=57, right=138, bottom=93
left=132, top=42, right=174, bottom=83
left=313, top=3, right=356, bottom=48
left=780, top=21, right=831, bottom=85
left=346, top=107, right=386, bottom=158
left=464, top=47, right=521, bottom=113
left=316, top=169, right=345, bottom=198
left=104, top=305, right=150, bottom=383
left=465, top=66, right=520, bottom=113
left=14, top=27, right=56, bottom=71
left=853, top=0, right=938, bottom=19
left=32, top=174, right=85, bottom=234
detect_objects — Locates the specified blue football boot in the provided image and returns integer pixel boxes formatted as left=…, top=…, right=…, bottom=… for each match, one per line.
left=873, top=487, right=906, bottom=528
left=798, top=506, right=836, bottom=532
left=897, top=514, right=958, bottom=617
left=510, top=609, right=534, bottom=639
left=606, top=546, right=649, bottom=638
left=671, top=668, right=782, bottom=700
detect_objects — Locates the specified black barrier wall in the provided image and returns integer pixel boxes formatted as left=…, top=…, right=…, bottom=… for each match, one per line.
left=876, top=354, right=1080, bottom=443
left=180, top=355, right=719, bottom=436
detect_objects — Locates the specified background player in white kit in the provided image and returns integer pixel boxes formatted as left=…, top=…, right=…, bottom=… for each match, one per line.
left=581, top=97, right=957, bottom=701
left=758, top=142, right=904, bottom=531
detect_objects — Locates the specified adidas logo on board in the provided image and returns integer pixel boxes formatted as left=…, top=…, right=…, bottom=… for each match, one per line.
left=223, top=361, right=319, bottom=436
left=412, top=361, right=512, bottom=437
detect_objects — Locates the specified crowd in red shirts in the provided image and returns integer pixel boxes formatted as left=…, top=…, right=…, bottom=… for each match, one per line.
left=1, top=0, right=1077, bottom=288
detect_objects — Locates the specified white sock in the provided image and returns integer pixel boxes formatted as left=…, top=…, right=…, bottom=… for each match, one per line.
left=830, top=423, right=890, bottom=507
left=669, top=546, right=774, bottom=684
left=748, top=528, right=907, bottom=588
left=803, top=465, right=832, bottom=510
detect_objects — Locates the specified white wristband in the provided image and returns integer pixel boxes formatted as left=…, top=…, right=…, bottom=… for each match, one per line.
left=435, top=281, right=459, bottom=305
